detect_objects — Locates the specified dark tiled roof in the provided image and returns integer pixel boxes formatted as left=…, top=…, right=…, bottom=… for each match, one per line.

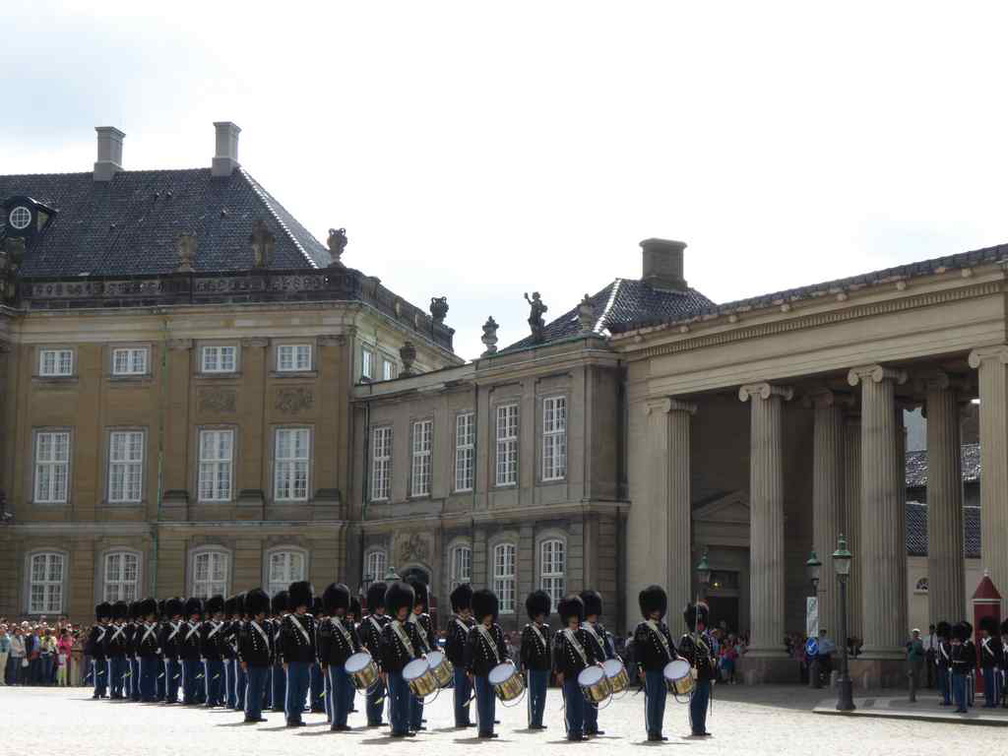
left=905, top=443, right=981, bottom=488
left=609, top=242, right=1008, bottom=334
left=0, top=167, right=329, bottom=276
left=504, top=278, right=714, bottom=351
left=906, top=501, right=981, bottom=558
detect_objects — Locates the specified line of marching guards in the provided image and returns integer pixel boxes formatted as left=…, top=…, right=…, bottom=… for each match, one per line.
left=84, top=580, right=719, bottom=741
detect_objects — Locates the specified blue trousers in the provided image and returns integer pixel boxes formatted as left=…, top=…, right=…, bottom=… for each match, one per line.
left=689, top=679, right=711, bottom=735
left=388, top=670, right=411, bottom=737
left=204, top=659, right=224, bottom=706
left=367, top=677, right=386, bottom=725
left=410, top=686, right=425, bottom=730
left=235, top=662, right=247, bottom=710
left=165, top=659, right=181, bottom=702
left=584, top=679, right=600, bottom=733
left=182, top=659, right=202, bottom=704
left=455, top=666, right=474, bottom=726
left=109, top=656, right=127, bottom=698
left=92, top=659, right=107, bottom=697
left=323, top=667, right=332, bottom=722
left=271, top=663, right=286, bottom=711
left=139, top=657, right=158, bottom=701
left=475, top=675, right=497, bottom=737
left=328, top=666, right=352, bottom=729
left=645, top=669, right=668, bottom=737
left=983, top=667, right=1000, bottom=707
left=156, top=659, right=166, bottom=700
left=225, top=658, right=236, bottom=708
left=345, top=669, right=356, bottom=713
left=310, top=662, right=325, bottom=711
left=286, top=661, right=311, bottom=724
left=953, top=672, right=968, bottom=711
left=562, top=677, right=584, bottom=739
left=938, top=666, right=950, bottom=704
left=245, top=665, right=269, bottom=721
left=130, top=658, right=141, bottom=700
left=968, top=672, right=976, bottom=707
left=527, top=668, right=548, bottom=728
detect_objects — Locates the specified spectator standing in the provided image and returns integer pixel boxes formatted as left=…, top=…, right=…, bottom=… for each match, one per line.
left=57, top=629, right=73, bottom=686
left=40, top=628, right=56, bottom=685
left=923, top=624, right=937, bottom=688
left=9, top=627, right=26, bottom=685
left=906, top=628, right=925, bottom=702
left=0, top=624, right=9, bottom=685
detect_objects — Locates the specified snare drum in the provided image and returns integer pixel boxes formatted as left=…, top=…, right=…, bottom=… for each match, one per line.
left=426, top=650, right=454, bottom=688
left=345, top=651, right=379, bottom=691
left=663, top=659, right=696, bottom=696
left=404, top=657, right=439, bottom=699
left=602, top=658, right=630, bottom=694
left=577, top=664, right=612, bottom=704
left=488, top=661, right=525, bottom=702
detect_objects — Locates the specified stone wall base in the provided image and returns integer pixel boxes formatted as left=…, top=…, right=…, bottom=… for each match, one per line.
left=736, top=656, right=909, bottom=688
left=737, top=656, right=798, bottom=684
left=848, top=658, right=908, bottom=690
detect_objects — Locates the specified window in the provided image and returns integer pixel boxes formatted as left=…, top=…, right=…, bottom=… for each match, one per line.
left=274, top=428, right=311, bottom=501
left=267, top=550, right=306, bottom=596
left=495, top=404, right=519, bottom=486
left=103, top=551, right=140, bottom=603
left=39, top=349, right=73, bottom=377
left=381, top=356, right=397, bottom=381
left=410, top=419, right=433, bottom=497
left=365, top=549, right=387, bottom=583
left=28, top=552, right=64, bottom=614
left=540, top=539, right=566, bottom=608
left=191, top=550, right=229, bottom=599
left=9, top=205, right=31, bottom=230
left=450, top=544, right=472, bottom=588
left=371, top=426, right=392, bottom=501
left=198, top=429, right=234, bottom=502
left=34, top=431, right=70, bottom=504
left=108, top=430, right=144, bottom=503
left=454, top=412, right=475, bottom=492
left=278, top=344, right=312, bottom=372
left=915, top=577, right=929, bottom=594
left=542, top=396, right=567, bottom=481
left=361, top=347, right=374, bottom=381
left=493, top=543, right=516, bottom=614
left=201, top=345, right=237, bottom=374
left=111, top=347, right=149, bottom=376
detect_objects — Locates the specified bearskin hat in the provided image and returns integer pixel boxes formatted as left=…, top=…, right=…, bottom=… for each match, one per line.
left=1001, top=618, right=1008, bottom=636
left=139, top=597, right=158, bottom=618
left=409, top=578, right=429, bottom=610
left=953, top=621, right=970, bottom=643
left=205, top=594, right=225, bottom=616
left=472, top=588, right=499, bottom=621
left=384, top=581, right=416, bottom=617
left=366, top=582, right=387, bottom=613
left=980, top=616, right=998, bottom=635
left=451, top=583, right=474, bottom=614
left=128, top=600, right=140, bottom=621
left=349, top=596, right=361, bottom=619
left=165, top=597, right=184, bottom=619
left=525, top=589, right=551, bottom=620
left=638, top=585, right=668, bottom=619
left=936, top=621, right=951, bottom=640
left=313, top=596, right=325, bottom=616
left=233, top=592, right=246, bottom=617
left=580, top=590, right=603, bottom=618
left=96, top=602, right=113, bottom=621
left=112, top=600, right=129, bottom=621
left=963, top=620, right=974, bottom=638
left=288, top=581, right=314, bottom=612
left=157, top=599, right=166, bottom=619
left=323, top=582, right=351, bottom=614
left=558, top=594, right=585, bottom=623
left=271, top=590, right=288, bottom=616
left=683, top=601, right=709, bottom=631
left=224, top=596, right=236, bottom=619
left=245, top=588, right=271, bottom=617
left=184, top=597, right=203, bottom=618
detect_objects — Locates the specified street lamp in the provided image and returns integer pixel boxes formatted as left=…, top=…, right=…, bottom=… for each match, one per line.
left=384, top=566, right=401, bottom=584
left=696, top=547, right=712, bottom=599
left=833, top=534, right=855, bottom=712
left=806, top=550, right=822, bottom=593
left=806, top=549, right=823, bottom=689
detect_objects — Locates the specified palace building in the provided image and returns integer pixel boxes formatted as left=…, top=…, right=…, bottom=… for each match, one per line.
left=1, top=124, right=1002, bottom=687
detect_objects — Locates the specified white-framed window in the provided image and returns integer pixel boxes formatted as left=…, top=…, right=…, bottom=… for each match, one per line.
left=371, top=426, right=392, bottom=501
left=201, top=345, right=237, bottom=374
left=450, top=544, right=472, bottom=588
left=495, top=404, right=519, bottom=486
left=267, top=550, right=306, bottom=596
left=108, top=430, right=144, bottom=503
left=410, top=419, right=433, bottom=497
left=9, top=205, right=31, bottom=230
left=28, top=552, right=64, bottom=614
left=277, top=344, right=312, bottom=372
left=34, top=430, right=70, bottom=504
left=103, top=551, right=140, bottom=603
left=381, top=356, right=397, bottom=381
left=274, top=428, right=311, bottom=501
left=191, top=549, right=229, bottom=599
left=542, top=396, right=567, bottom=481
left=540, top=539, right=566, bottom=608
left=493, top=543, right=516, bottom=614
left=111, top=347, right=149, bottom=376
left=39, top=348, right=73, bottom=377
left=365, top=549, right=387, bottom=583
left=361, top=346, right=374, bottom=381
left=454, top=412, right=475, bottom=492
left=198, top=429, right=234, bottom=502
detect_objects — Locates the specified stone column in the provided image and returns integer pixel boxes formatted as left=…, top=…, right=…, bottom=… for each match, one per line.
left=968, top=346, right=1008, bottom=594
left=810, top=391, right=845, bottom=638
left=739, top=382, right=793, bottom=657
left=924, top=371, right=965, bottom=625
left=842, top=412, right=863, bottom=642
left=847, top=365, right=908, bottom=659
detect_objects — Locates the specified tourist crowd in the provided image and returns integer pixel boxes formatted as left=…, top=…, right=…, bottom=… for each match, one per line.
left=1, top=618, right=86, bottom=686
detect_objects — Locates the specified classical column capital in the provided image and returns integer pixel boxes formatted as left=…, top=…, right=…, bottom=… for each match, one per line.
left=317, top=334, right=346, bottom=347
left=968, top=345, right=1008, bottom=369
left=847, top=364, right=908, bottom=387
left=738, top=382, right=793, bottom=403
left=645, top=397, right=697, bottom=415
left=167, top=338, right=192, bottom=351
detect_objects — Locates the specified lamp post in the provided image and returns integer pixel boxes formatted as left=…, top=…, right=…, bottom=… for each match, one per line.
left=384, top=566, right=401, bottom=584
left=806, top=550, right=823, bottom=689
left=833, top=534, right=855, bottom=711
left=696, top=547, right=712, bottom=601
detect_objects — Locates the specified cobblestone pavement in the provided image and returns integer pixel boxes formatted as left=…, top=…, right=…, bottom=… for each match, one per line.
left=1, top=684, right=1002, bottom=755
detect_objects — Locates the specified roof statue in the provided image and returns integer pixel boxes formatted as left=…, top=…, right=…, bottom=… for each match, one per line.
left=175, top=232, right=197, bottom=273
left=249, top=219, right=275, bottom=269
left=327, top=227, right=348, bottom=267
left=481, top=316, right=499, bottom=356
left=524, top=291, right=547, bottom=343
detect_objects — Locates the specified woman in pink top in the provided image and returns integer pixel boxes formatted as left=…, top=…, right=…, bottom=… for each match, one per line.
left=57, top=629, right=74, bottom=686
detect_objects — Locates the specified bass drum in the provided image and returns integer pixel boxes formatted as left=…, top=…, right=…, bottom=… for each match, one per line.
left=345, top=651, right=379, bottom=691
left=488, top=661, right=525, bottom=703
left=602, top=658, right=630, bottom=694
left=663, top=659, right=696, bottom=697
left=404, top=657, right=439, bottom=699
left=426, top=650, right=454, bottom=688
left=577, top=664, right=612, bottom=704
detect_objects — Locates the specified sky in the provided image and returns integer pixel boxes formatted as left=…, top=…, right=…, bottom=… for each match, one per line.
left=3, top=2, right=1008, bottom=359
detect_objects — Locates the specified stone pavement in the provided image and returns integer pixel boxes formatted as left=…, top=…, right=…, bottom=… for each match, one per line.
left=814, top=691, right=1008, bottom=726
left=2, top=684, right=1004, bottom=755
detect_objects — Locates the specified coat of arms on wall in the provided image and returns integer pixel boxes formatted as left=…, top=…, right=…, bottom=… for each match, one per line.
left=398, top=532, right=431, bottom=565
left=275, top=387, right=314, bottom=413
left=198, top=387, right=236, bottom=413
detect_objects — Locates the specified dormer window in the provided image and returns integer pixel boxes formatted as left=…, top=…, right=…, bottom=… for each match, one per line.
left=2, top=195, right=56, bottom=238
left=8, top=206, right=31, bottom=231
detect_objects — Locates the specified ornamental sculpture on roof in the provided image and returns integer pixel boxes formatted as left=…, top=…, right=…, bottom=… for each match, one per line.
left=524, top=291, right=548, bottom=343
left=249, top=220, right=275, bottom=269
left=327, top=228, right=348, bottom=267
left=175, top=232, right=197, bottom=273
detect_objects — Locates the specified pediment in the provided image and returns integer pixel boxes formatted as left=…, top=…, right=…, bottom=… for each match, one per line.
left=693, top=490, right=750, bottom=525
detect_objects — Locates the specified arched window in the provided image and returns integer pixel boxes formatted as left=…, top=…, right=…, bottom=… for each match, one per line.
left=190, top=548, right=230, bottom=599
left=450, top=544, right=472, bottom=588
left=539, top=539, right=566, bottom=608
left=103, top=551, right=141, bottom=603
left=28, top=552, right=65, bottom=614
left=915, top=577, right=929, bottom=594
left=493, top=543, right=516, bottom=614
left=266, top=549, right=306, bottom=596
left=365, top=549, right=387, bottom=584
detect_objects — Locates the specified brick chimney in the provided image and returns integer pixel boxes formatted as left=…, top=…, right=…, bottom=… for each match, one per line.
left=93, top=126, right=125, bottom=182
left=211, top=121, right=241, bottom=177
left=640, top=238, right=687, bottom=291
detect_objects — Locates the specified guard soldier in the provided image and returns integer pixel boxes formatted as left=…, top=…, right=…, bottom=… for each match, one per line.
left=179, top=597, right=204, bottom=705
left=979, top=616, right=1003, bottom=707
left=1002, top=619, right=1008, bottom=709
left=155, top=600, right=167, bottom=702
left=951, top=621, right=972, bottom=713
left=361, top=582, right=390, bottom=727
left=136, top=597, right=161, bottom=702
left=87, top=602, right=111, bottom=699
left=446, top=583, right=476, bottom=728
left=105, top=600, right=130, bottom=699
left=679, top=601, right=716, bottom=737
left=319, top=582, right=359, bottom=731
left=963, top=621, right=977, bottom=707
left=270, top=590, right=288, bottom=713
left=580, top=589, right=614, bottom=736
left=127, top=600, right=141, bottom=701
left=232, top=593, right=247, bottom=712
left=380, top=581, right=425, bottom=738
left=160, top=597, right=185, bottom=704
left=280, top=581, right=316, bottom=727
left=239, top=588, right=273, bottom=724
left=347, top=596, right=362, bottom=714
left=520, top=589, right=552, bottom=731
left=310, top=596, right=327, bottom=714
left=634, top=585, right=679, bottom=742
left=200, top=595, right=226, bottom=707
left=223, top=596, right=237, bottom=709
left=553, top=594, right=599, bottom=742
left=935, top=621, right=952, bottom=706
left=407, top=578, right=437, bottom=732
left=467, top=587, right=509, bottom=740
